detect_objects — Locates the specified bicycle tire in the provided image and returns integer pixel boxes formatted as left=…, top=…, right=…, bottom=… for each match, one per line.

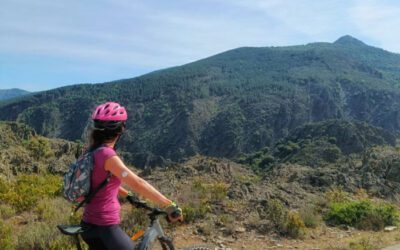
left=180, top=246, right=214, bottom=250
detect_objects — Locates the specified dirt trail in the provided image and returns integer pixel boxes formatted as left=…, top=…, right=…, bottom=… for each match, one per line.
left=382, top=244, right=400, bottom=250
left=169, top=225, right=400, bottom=250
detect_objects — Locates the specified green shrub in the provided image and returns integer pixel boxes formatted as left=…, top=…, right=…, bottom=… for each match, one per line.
left=322, top=146, right=341, bottom=162
left=0, top=204, right=16, bottom=220
left=286, top=212, right=306, bottom=239
left=265, top=199, right=288, bottom=233
left=209, top=183, right=228, bottom=202
left=24, top=136, right=54, bottom=159
left=263, top=199, right=306, bottom=238
left=0, top=174, right=61, bottom=212
left=182, top=202, right=211, bottom=223
left=15, top=197, right=75, bottom=249
left=325, top=186, right=351, bottom=203
left=0, top=220, right=13, bottom=250
left=325, top=199, right=398, bottom=231
left=217, top=213, right=235, bottom=225
left=258, top=155, right=275, bottom=169
left=15, top=221, right=74, bottom=250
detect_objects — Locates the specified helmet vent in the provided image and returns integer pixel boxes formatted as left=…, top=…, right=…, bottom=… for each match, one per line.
left=92, top=102, right=128, bottom=121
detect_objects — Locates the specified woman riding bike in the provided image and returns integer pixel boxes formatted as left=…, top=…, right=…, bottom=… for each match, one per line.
left=80, top=101, right=183, bottom=250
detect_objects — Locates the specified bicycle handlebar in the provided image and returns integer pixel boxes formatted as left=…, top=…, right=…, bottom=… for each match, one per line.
left=126, top=195, right=181, bottom=221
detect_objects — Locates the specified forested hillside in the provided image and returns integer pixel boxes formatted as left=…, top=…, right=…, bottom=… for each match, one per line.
left=1, top=35, right=400, bottom=167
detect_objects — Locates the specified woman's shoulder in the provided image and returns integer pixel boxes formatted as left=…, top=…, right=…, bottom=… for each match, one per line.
left=95, top=146, right=117, bottom=159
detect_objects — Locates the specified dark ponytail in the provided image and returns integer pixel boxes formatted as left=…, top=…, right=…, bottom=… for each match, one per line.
left=88, top=121, right=125, bottom=150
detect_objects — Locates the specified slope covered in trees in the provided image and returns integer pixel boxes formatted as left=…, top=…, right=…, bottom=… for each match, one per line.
left=1, top=36, right=400, bottom=167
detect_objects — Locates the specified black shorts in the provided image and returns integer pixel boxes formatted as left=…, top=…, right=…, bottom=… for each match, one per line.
left=81, top=221, right=135, bottom=250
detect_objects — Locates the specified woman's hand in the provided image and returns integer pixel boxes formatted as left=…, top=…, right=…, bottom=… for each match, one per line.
left=164, top=202, right=184, bottom=223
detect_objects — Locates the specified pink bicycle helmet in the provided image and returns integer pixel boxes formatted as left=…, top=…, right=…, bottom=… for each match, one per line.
left=92, top=102, right=128, bottom=121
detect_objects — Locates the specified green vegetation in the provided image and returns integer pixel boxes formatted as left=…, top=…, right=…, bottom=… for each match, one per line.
left=2, top=36, right=400, bottom=248
left=299, top=205, right=321, bottom=229
left=0, top=185, right=78, bottom=249
left=239, top=120, right=394, bottom=171
left=261, top=199, right=307, bottom=238
left=0, top=220, right=13, bottom=250
left=348, top=238, right=375, bottom=250
left=0, top=174, right=61, bottom=212
left=24, top=136, right=54, bottom=159
left=325, top=199, right=398, bottom=231
left=180, top=177, right=228, bottom=223
left=1, top=36, right=400, bottom=167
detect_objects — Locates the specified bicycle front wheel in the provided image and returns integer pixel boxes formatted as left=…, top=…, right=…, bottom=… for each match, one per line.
left=138, top=228, right=174, bottom=250
left=180, top=246, right=214, bottom=250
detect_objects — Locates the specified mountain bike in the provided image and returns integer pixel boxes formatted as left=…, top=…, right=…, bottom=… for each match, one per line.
left=57, top=197, right=213, bottom=250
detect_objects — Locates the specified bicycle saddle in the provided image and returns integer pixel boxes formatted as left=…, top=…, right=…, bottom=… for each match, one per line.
left=57, top=225, right=85, bottom=235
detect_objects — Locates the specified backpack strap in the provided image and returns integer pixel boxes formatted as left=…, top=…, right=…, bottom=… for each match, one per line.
left=74, top=172, right=112, bottom=213
left=73, top=146, right=113, bottom=213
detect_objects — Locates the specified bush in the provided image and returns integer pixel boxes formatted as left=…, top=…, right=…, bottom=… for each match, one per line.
left=286, top=212, right=306, bottom=239
left=24, top=136, right=54, bottom=159
left=15, top=197, right=75, bottom=249
left=263, top=199, right=307, bottom=238
left=0, top=220, right=13, bottom=250
left=0, top=174, right=61, bottom=212
left=182, top=202, right=211, bottom=223
left=0, top=204, right=16, bottom=220
left=265, top=199, right=288, bottom=233
left=325, top=199, right=398, bottom=231
left=300, top=206, right=320, bottom=228
left=15, top=221, right=73, bottom=250
left=322, top=146, right=341, bottom=162
left=325, top=186, right=350, bottom=203
left=209, top=183, right=229, bottom=202
left=258, top=155, right=275, bottom=169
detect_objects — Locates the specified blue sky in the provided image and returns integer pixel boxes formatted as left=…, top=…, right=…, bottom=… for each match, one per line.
left=1, top=0, right=400, bottom=92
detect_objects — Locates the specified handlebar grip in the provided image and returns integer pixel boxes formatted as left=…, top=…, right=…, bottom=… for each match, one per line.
left=171, top=210, right=182, bottom=219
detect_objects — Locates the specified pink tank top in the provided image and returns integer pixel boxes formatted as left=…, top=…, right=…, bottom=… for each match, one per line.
left=83, top=146, right=121, bottom=225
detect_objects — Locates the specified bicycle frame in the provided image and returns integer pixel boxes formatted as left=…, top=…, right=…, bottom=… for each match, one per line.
left=135, top=209, right=175, bottom=250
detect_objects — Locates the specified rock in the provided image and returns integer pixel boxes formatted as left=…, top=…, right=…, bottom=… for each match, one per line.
left=235, top=226, right=246, bottom=233
left=384, top=226, right=397, bottom=232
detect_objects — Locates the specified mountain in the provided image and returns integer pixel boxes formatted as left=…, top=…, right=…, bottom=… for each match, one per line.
left=0, top=35, right=400, bottom=167
left=0, top=88, right=30, bottom=101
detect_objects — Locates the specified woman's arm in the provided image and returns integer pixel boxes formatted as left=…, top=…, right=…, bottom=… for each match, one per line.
left=105, top=156, right=171, bottom=207
left=118, top=186, right=129, bottom=197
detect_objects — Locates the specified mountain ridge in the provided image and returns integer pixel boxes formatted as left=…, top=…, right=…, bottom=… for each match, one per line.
left=1, top=36, right=400, bottom=167
left=0, top=88, right=30, bottom=101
